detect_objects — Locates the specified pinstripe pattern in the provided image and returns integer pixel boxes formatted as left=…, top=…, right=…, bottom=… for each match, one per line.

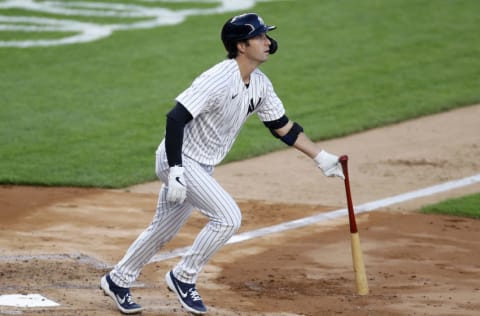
left=177, top=59, right=285, bottom=165
left=110, top=59, right=284, bottom=287
left=111, top=150, right=241, bottom=286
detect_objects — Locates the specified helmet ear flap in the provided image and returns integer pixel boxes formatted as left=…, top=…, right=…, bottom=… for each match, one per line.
left=267, top=35, right=278, bottom=54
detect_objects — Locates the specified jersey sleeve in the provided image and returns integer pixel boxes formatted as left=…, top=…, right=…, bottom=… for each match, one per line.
left=176, top=71, right=227, bottom=118
left=256, top=77, right=285, bottom=122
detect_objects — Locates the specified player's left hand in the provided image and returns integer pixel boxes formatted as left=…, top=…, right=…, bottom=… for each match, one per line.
left=166, top=166, right=187, bottom=203
left=314, top=150, right=345, bottom=180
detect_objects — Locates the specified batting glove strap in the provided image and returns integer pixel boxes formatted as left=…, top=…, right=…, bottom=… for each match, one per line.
left=167, top=166, right=187, bottom=203
left=314, top=150, right=345, bottom=180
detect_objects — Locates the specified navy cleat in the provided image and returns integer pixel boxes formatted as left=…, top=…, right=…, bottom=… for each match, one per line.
left=101, top=274, right=144, bottom=314
left=165, top=270, right=207, bottom=315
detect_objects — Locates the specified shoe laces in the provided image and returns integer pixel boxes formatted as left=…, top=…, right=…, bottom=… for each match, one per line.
left=188, top=288, right=202, bottom=302
left=124, top=292, right=135, bottom=305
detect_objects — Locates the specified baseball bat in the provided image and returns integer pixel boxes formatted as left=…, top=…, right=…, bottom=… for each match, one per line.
left=339, top=155, right=369, bottom=295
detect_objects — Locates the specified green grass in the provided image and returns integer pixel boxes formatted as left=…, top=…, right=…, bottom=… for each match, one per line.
left=1, top=0, right=480, bottom=187
left=421, top=193, right=480, bottom=219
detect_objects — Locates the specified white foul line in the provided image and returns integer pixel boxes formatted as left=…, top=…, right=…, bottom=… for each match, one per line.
left=1, top=175, right=476, bottom=307
left=149, top=174, right=480, bottom=262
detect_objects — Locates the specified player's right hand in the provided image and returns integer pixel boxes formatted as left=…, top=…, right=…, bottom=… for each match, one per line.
left=166, top=166, right=187, bottom=203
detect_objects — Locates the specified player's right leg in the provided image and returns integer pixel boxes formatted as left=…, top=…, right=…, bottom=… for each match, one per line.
left=100, top=273, right=143, bottom=314
left=102, top=183, right=194, bottom=313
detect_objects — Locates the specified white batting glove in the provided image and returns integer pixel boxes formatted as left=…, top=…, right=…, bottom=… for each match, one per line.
left=314, top=150, right=345, bottom=180
left=166, top=166, right=187, bottom=203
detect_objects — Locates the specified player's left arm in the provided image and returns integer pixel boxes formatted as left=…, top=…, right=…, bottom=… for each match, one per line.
left=264, top=116, right=344, bottom=179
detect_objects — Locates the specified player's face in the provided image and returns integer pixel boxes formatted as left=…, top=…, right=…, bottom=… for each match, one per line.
left=244, top=33, right=271, bottom=63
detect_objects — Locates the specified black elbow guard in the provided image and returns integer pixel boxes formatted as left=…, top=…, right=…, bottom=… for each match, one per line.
left=280, top=122, right=304, bottom=146
left=264, top=115, right=288, bottom=139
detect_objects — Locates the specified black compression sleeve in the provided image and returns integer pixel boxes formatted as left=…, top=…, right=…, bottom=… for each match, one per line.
left=165, top=102, right=193, bottom=167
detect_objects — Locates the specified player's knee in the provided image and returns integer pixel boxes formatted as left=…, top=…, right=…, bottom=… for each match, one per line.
left=228, top=210, right=242, bottom=233
left=217, top=205, right=242, bottom=233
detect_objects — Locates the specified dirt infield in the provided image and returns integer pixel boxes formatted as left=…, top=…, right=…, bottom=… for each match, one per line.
left=1, top=104, right=479, bottom=315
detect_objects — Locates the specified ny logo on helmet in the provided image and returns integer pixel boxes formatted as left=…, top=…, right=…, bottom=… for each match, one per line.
left=232, top=13, right=264, bottom=31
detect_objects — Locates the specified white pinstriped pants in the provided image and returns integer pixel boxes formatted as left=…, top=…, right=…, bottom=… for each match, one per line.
left=110, top=150, right=242, bottom=287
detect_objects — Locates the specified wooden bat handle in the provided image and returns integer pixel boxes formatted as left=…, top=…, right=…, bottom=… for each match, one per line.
left=339, top=155, right=358, bottom=234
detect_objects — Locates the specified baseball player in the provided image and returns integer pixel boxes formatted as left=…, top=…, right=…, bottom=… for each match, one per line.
left=100, top=13, right=344, bottom=315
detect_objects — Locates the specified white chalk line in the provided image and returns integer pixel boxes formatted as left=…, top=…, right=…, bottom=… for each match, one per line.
left=149, top=174, right=480, bottom=262
left=1, top=174, right=478, bottom=308
left=1, top=175, right=478, bottom=267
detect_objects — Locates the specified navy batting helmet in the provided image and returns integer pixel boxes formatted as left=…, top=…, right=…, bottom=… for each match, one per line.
left=221, top=13, right=278, bottom=58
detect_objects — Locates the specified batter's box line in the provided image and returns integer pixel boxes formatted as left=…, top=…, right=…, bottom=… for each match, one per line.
left=1, top=174, right=478, bottom=268
left=149, top=174, right=480, bottom=262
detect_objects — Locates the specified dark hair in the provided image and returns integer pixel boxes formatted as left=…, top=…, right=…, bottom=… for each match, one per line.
left=226, top=39, right=249, bottom=59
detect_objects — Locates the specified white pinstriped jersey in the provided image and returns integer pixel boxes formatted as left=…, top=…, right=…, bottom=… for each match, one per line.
left=112, top=60, right=287, bottom=288
left=160, top=59, right=285, bottom=166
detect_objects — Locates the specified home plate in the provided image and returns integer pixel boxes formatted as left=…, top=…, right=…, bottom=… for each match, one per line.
left=0, top=294, right=60, bottom=308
